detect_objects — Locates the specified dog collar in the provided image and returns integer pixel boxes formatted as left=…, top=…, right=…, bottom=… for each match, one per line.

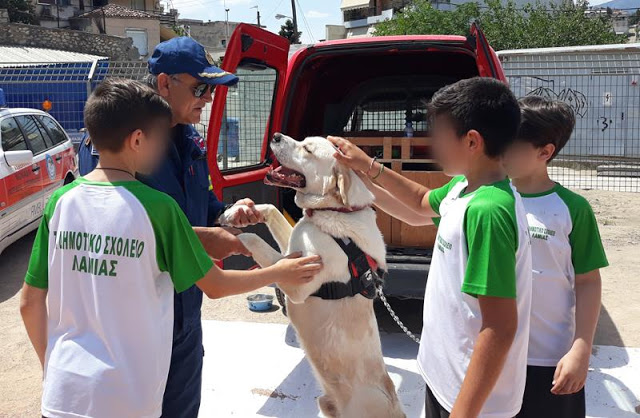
left=304, top=206, right=369, bottom=217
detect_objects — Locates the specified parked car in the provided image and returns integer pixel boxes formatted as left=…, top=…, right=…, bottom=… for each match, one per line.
left=0, top=96, right=78, bottom=255
left=208, top=24, right=506, bottom=300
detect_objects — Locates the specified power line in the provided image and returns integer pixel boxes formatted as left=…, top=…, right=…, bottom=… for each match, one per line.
left=267, top=0, right=286, bottom=20
left=295, top=0, right=316, bottom=42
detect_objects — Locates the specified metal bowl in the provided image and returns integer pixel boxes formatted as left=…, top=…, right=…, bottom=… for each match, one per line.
left=247, top=293, right=275, bottom=312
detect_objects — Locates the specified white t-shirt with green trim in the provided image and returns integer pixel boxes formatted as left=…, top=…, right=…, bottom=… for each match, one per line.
left=519, top=183, right=608, bottom=367
left=417, top=176, right=532, bottom=418
left=25, top=178, right=213, bottom=418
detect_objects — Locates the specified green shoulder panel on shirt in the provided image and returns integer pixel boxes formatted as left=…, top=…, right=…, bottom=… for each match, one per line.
left=461, top=180, right=518, bottom=299
left=25, top=180, right=81, bottom=289
left=123, top=183, right=213, bottom=293
left=428, top=175, right=465, bottom=216
left=555, top=185, right=609, bottom=274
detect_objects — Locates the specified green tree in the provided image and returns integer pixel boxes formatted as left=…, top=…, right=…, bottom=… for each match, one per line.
left=630, top=9, right=640, bottom=26
left=0, top=0, right=38, bottom=24
left=375, top=0, right=481, bottom=36
left=374, top=0, right=626, bottom=50
left=279, top=19, right=302, bottom=44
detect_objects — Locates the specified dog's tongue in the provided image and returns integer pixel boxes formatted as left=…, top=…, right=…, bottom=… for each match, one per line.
left=265, top=166, right=306, bottom=188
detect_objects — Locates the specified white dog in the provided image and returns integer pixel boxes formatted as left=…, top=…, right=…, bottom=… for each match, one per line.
left=221, top=133, right=405, bottom=418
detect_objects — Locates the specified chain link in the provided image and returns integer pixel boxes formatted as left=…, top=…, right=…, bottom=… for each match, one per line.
left=376, top=285, right=421, bottom=344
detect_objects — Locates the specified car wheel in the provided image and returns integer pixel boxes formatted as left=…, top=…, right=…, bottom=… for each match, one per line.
left=275, top=286, right=287, bottom=316
left=64, top=174, right=75, bottom=185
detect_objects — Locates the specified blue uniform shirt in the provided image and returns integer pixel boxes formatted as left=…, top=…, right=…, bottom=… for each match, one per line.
left=77, top=132, right=99, bottom=176
left=139, top=124, right=224, bottom=333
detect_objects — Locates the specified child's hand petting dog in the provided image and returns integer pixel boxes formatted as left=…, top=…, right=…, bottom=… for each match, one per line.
left=327, top=136, right=373, bottom=175
left=273, top=253, right=323, bottom=284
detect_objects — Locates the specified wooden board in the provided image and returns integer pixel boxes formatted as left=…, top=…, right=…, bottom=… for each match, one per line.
left=375, top=210, right=392, bottom=245
left=348, top=137, right=432, bottom=148
left=346, top=137, right=450, bottom=249
left=397, top=171, right=451, bottom=248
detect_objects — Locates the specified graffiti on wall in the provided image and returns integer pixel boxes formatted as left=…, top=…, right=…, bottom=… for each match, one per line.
left=527, top=85, right=588, bottom=118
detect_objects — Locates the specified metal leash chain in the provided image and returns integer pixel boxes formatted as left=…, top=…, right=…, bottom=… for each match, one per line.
left=376, top=284, right=421, bottom=344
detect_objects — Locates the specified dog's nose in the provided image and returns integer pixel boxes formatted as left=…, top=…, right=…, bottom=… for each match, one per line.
left=273, top=132, right=283, bottom=143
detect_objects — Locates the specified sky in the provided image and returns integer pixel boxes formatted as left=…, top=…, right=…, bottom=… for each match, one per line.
left=166, top=0, right=344, bottom=44
left=166, top=0, right=617, bottom=45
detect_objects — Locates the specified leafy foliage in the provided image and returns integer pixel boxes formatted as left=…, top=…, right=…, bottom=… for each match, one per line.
left=278, top=19, right=302, bottom=44
left=374, top=0, right=627, bottom=50
left=0, top=0, right=38, bottom=24
left=630, top=9, right=640, bottom=26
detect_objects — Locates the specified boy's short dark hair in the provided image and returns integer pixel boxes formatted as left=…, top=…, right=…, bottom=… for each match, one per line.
left=517, top=96, right=576, bottom=162
left=84, top=78, right=172, bottom=152
left=427, top=77, right=521, bottom=158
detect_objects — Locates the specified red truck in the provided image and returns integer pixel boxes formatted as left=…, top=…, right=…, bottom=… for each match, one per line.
left=207, top=23, right=506, bottom=300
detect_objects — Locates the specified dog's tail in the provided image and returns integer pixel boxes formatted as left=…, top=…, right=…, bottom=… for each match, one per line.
left=342, top=382, right=405, bottom=418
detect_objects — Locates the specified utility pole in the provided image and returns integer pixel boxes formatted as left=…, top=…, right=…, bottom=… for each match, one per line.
left=290, top=0, right=299, bottom=44
left=225, top=7, right=230, bottom=48
left=251, top=5, right=260, bottom=27
left=101, top=6, right=106, bottom=33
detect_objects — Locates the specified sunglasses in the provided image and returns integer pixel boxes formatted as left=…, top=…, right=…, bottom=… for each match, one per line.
left=170, top=76, right=213, bottom=98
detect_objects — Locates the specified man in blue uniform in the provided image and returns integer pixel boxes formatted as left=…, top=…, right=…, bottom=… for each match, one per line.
left=77, top=131, right=98, bottom=176
left=78, top=37, right=265, bottom=417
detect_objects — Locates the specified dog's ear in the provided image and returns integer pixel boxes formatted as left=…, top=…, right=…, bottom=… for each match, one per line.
left=322, top=173, right=337, bottom=196
left=334, top=163, right=351, bottom=208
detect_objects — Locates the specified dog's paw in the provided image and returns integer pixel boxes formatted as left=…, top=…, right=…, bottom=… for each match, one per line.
left=218, top=204, right=249, bottom=227
left=256, top=204, right=279, bottom=220
left=237, top=233, right=262, bottom=248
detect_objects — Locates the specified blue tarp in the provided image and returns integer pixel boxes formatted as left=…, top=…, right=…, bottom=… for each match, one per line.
left=0, top=61, right=110, bottom=131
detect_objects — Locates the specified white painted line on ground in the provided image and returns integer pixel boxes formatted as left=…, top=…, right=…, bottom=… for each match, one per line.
left=200, top=320, right=640, bottom=417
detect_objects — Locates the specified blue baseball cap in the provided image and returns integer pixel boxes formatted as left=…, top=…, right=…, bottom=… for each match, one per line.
left=148, top=37, right=239, bottom=86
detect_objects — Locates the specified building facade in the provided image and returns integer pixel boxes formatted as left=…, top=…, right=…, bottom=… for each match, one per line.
left=34, top=0, right=160, bottom=29
left=178, top=19, right=250, bottom=60
left=73, top=4, right=160, bottom=57
left=337, top=0, right=410, bottom=38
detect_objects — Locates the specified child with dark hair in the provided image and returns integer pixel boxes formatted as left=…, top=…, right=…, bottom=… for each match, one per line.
left=329, top=77, right=532, bottom=418
left=505, top=96, right=608, bottom=418
left=20, top=78, right=322, bottom=418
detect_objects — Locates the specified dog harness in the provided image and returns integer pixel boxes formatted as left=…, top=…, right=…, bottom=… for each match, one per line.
left=311, top=237, right=386, bottom=300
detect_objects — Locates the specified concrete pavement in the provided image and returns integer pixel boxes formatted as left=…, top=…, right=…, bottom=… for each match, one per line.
left=199, top=320, right=640, bottom=417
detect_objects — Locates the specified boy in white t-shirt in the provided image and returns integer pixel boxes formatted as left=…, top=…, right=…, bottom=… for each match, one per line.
left=504, top=96, right=608, bottom=418
left=329, top=77, right=532, bottom=418
left=19, top=78, right=322, bottom=418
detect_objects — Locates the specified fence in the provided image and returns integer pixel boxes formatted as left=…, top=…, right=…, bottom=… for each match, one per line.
left=499, top=47, right=640, bottom=192
left=0, top=60, right=147, bottom=144
left=0, top=61, right=96, bottom=135
left=0, top=59, right=278, bottom=174
left=3, top=50, right=640, bottom=192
